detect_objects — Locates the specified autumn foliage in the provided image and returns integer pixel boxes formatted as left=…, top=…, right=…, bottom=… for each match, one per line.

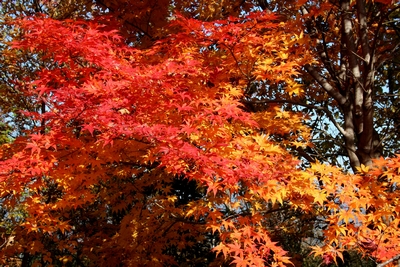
left=0, top=1, right=400, bottom=266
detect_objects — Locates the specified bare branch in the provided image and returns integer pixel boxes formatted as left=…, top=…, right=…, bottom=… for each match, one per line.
left=304, top=64, right=346, bottom=105
left=377, top=254, right=400, bottom=267
left=341, top=0, right=363, bottom=124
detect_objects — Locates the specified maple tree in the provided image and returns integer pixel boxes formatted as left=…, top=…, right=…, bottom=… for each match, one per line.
left=0, top=0, right=400, bottom=267
left=0, top=6, right=311, bottom=266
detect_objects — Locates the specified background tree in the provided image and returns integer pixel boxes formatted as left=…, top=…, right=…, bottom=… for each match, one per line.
left=246, top=0, right=400, bottom=171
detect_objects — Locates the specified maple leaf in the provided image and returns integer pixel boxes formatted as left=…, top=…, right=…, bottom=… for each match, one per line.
left=82, top=123, right=97, bottom=136
left=25, top=141, right=41, bottom=155
left=213, top=243, right=230, bottom=258
left=313, top=190, right=327, bottom=205
left=231, top=256, right=249, bottom=267
left=227, top=242, right=243, bottom=258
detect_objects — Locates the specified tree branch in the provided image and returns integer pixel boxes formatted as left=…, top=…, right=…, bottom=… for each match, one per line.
left=304, top=64, right=346, bottom=105
left=320, top=28, right=343, bottom=91
left=356, top=0, right=371, bottom=65
left=377, top=254, right=400, bottom=267
left=95, top=0, right=154, bottom=40
left=241, top=98, right=347, bottom=136
left=342, top=0, right=364, bottom=121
